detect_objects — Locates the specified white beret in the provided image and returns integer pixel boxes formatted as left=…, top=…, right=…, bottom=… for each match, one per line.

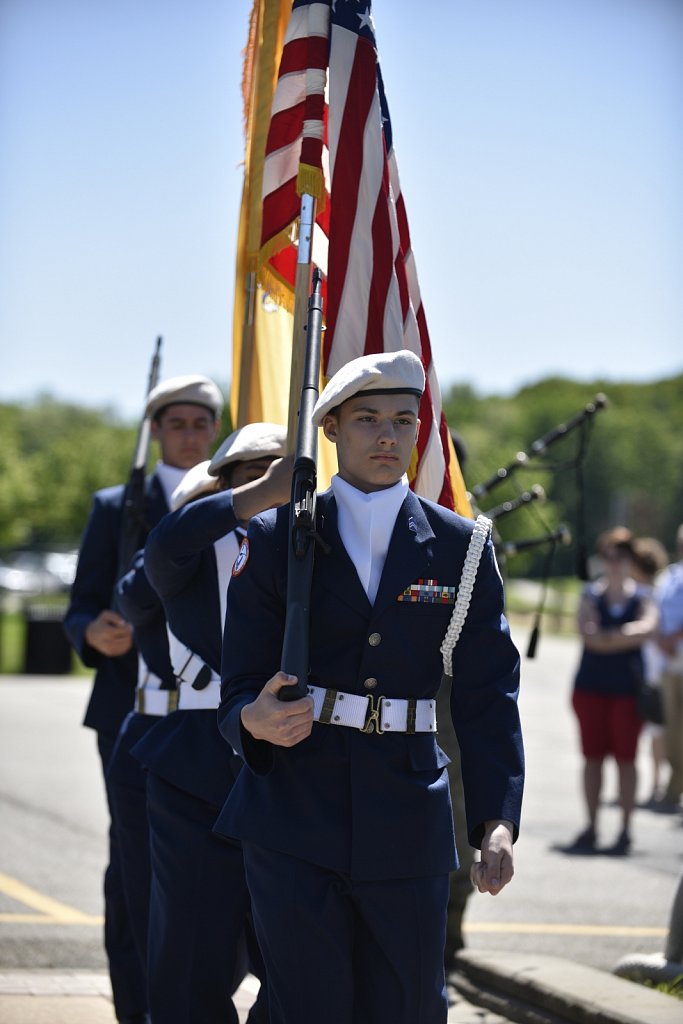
left=312, top=350, right=425, bottom=427
left=145, top=375, right=224, bottom=420
left=170, top=461, right=219, bottom=512
left=208, top=422, right=287, bottom=476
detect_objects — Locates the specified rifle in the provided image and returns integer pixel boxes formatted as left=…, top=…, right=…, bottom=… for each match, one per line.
left=117, top=336, right=163, bottom=577
left=279, top=269, right=328, bottom=702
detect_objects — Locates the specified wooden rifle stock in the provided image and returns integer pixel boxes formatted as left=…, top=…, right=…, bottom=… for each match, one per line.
left=117, top=336, right=163, bottom=577
left=279, top=270, right=324, bottom=702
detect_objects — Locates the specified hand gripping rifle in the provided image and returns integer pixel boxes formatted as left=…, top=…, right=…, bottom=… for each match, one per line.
left=279, top=270, right=329, bottom=702
left=117, top=336, right=163, bottom=578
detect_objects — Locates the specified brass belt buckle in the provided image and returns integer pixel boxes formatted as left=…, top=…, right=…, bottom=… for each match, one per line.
left=361, top=694, right=384, bottom=734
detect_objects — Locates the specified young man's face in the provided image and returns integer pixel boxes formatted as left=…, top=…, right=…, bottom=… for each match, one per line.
left=151, top=403, right=219, bottom=469
left=322, top=392, right=420, bottom=493
left=219, top=457, right=277, bottom=490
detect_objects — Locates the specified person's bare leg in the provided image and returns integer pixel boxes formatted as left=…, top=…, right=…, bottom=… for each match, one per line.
left=583, top=757, right=603, bottom=831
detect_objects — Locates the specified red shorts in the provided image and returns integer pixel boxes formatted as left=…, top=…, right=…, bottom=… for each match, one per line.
left=572, top=691, right=642, bottom=761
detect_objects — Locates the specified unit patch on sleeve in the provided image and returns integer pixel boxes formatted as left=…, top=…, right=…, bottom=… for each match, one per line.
left=232, top=538, right=250, bottom=577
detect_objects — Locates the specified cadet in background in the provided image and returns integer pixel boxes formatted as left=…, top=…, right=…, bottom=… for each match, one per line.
left=131, top=424, right=292, bottom=1024
left=64, top=374, right=222, bottom=1024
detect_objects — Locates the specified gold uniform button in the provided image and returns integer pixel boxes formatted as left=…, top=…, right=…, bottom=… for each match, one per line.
left=368, top=632, right=382, bottom=647
left=364, top=677, right=378, bottom=690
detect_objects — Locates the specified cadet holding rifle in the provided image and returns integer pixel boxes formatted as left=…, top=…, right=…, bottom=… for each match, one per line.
left=64, top=366, right=222, bottom=1024
left=134, top=424, right=292, bottom=1024
left=216, top=343, right=525, bottom=1024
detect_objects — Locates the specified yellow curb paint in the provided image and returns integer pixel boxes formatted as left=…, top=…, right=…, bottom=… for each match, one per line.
left=465, top=923, right=667, bottom=937
left=0, top=870, right=667, bottom=938
left=0, top=872, right=102, bottom=925
left=0, top=914, right=104, bottom=924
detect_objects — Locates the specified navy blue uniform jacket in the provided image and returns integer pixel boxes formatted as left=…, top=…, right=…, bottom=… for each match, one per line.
left=64, top=475, right=169, bottom=737
left=132, top=489, right=241, bottom=806
left=109, top=551, right=176, bottom=789
left=216, top=489, right=524, bottom=882
left=117, top=550, right=175, bottom=686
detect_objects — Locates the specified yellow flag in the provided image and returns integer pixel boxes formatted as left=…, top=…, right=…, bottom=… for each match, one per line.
left=231, top=0, right=337, bottom=486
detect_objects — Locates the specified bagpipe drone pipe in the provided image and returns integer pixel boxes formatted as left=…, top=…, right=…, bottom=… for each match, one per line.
left=467, top=394, right=608, bottom=657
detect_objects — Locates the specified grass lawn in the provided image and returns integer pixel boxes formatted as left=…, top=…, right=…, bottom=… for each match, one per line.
left=0, top=599, right=88, bottom=675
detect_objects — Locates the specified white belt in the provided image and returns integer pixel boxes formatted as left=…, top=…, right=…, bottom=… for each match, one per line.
left=135, top=658, right=177, bottom=716
left=307, top=684, right=437, bottom=735
left=135, top=688, right=178, bottom=716
left=171, top=647, right=221, bottom=710
left=177, top=676, right=221, bottom=710
left=174, top=649, right=214, bottom=688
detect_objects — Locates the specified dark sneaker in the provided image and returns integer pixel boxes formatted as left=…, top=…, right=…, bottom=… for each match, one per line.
left=557, top=826, right=597, bottom=854
left=605, top=830, right=631, bottom=856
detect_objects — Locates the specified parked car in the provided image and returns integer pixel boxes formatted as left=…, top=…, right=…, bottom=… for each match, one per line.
left=0, top=551, right=77, bottom=595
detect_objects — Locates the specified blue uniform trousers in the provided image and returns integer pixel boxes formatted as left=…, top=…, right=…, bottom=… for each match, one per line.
left=146, top=772, right=267, bottom=1024
left=243, top=843, right=449, bottom=1024
left=107, top=714, right=159, bottom=976
left=97, top=733, right=148, bottom=1021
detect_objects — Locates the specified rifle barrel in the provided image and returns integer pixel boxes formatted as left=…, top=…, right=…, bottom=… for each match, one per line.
left=117, top=337, right=164, bottom=576
left=280, top=270, right=324, bottom=702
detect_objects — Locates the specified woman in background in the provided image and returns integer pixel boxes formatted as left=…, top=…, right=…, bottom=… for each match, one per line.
left=569, top=527, right=658, bottom=854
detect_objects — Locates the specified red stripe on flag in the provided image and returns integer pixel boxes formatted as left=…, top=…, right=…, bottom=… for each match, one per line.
left=324, top=39, right=377, bottom=364
left=366, top=184, right=394, bottom=355
left=265, top=100, right=308, bottom=155
left=277, top=35, right=328, bottom=78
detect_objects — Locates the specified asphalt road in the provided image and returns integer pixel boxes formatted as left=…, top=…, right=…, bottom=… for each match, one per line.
left=0, top=631, right=681, bottom=978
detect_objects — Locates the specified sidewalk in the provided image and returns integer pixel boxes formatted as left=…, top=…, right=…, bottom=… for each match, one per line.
left=0, top=969, right=507, bottom=1024
left=1, top=955, right=680, bottom=1024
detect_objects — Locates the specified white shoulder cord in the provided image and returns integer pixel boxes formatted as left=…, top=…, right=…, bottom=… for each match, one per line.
left=440, top=514, right=492, bottom=678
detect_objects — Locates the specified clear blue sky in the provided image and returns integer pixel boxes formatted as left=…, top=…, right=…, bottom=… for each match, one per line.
left=1, top=0, right=681, bottom=421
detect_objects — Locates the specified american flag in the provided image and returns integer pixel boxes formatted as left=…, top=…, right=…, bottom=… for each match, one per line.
left=257, top=0, right=470, bottom=514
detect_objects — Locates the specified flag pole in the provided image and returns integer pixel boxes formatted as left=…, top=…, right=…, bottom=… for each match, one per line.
left=287, top=191, right=316, bottom=452
left=236, top=270, right=257, bottom=428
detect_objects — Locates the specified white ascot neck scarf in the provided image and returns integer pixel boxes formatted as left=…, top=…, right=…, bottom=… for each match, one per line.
left=331, top=474, right=409, bottom=605
left=155, top=462, right=188, bottom=508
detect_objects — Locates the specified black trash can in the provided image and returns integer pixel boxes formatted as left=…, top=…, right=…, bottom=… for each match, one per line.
left=23, top=603, right=72, bottom=675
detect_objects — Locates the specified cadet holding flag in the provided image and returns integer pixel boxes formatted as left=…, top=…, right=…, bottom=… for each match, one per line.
left=216, top=349, right=524, bottom=1024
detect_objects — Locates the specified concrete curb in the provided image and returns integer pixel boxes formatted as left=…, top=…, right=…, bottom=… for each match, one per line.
left=450, top=950, right=682, bottom=1024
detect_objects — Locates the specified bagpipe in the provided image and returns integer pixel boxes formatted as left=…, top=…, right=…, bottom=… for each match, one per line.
left=469, top=394, right=608, bottom=656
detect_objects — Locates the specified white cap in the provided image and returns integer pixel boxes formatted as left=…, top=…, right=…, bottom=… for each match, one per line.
left=312, top=351, right=425, bottom=427
left=145, top=375, right=224, bottom=420
left=208, top=422, right=287, bottom=477
left=170, top=461, right=219, bottom=512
